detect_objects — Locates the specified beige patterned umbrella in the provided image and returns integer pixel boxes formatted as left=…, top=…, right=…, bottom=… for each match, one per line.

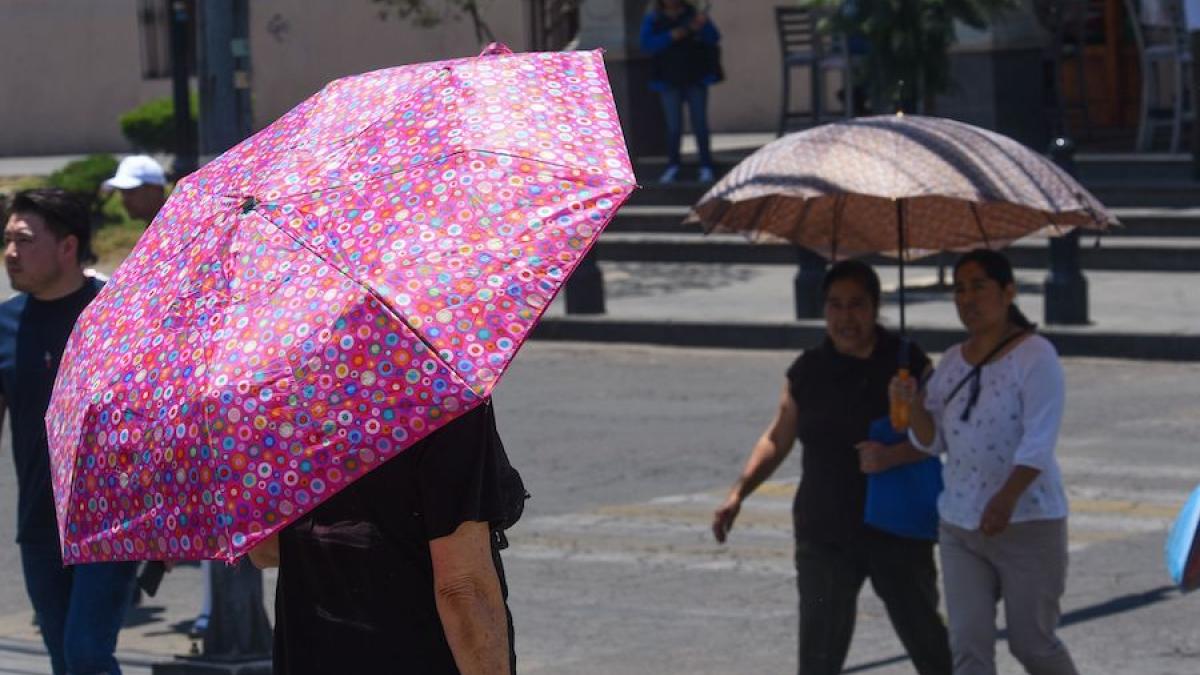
left=685, top=113, right=1117, bottom=330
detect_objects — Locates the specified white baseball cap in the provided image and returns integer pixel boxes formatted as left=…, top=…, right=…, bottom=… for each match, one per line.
left=104, top=155, right=166, bottom=190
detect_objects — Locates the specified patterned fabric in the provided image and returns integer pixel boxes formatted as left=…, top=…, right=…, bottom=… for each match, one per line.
left=913, top=336, right=1070, bottom=530
left=46, top=44, right=635, bottom=564
left=687, top=114, right=1115, bottom=259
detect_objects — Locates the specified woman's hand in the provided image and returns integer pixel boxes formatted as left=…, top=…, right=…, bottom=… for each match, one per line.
left=889, top=372, right=920, bottom=406
left=979, top=490, right=1018, bottom=536
left=712, top=493, right=742, bottom=544
left=855, top=441, right=893, bottom=474
left=670, top=26, right=690, bottom=40
left=247, top=533, right=280, bottom=569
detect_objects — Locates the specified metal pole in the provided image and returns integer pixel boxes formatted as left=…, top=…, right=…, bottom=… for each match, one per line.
left=168, top=0, right=197, bottom=178
left=896, top=199, right=906, bottom=334
left=1044, top=136, right=1089, bottom=325
left=793, top=246, right=827, bottom=319
left=565, top=251, right=607, bottom=314
left=197, top=0, right=252, bottom=161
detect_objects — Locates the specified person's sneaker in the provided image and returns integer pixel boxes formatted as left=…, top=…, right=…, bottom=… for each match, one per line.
left=697, top=165, right=715, bottom=183
left=658, top=164, right=680, bottom=184
left=189, top=613, right=209, bottom=638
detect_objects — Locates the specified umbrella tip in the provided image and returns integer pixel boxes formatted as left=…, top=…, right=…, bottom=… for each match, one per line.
left=479, top=42, right=513, bottom=57
left=240, top=196, right=257, bottom=214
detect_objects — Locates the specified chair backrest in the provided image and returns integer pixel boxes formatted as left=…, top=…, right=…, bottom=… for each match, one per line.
left=1126, top=0, right=1187, bottom=54
left=775, top=5, right=839, bottom=57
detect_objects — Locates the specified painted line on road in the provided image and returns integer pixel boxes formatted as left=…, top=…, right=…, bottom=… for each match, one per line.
left=511, top=467, right=1186, bottom=573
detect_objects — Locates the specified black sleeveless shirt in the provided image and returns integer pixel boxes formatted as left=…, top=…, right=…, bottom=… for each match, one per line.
left=786, top=329, right=930, bottom=544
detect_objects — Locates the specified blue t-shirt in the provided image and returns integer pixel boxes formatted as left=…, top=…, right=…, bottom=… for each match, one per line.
left=0, top=277, right=102, bottom=545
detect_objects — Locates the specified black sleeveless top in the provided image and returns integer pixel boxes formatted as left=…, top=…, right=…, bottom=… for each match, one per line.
left=272, top=400, right=523, bottom=674
left=786, top=329, right=930, bottom=544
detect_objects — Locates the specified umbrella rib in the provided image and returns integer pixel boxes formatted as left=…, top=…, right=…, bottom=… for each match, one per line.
left=969, top=201, right=991, bottom=249
left=243, top=210, right=480, bottom=400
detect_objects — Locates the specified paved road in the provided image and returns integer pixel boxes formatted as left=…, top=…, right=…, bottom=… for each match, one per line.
left=3, top=341, right=1198, bottom=673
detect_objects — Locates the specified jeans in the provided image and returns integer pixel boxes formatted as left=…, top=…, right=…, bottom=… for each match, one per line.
left=658, top=85, right=713, bottom=168
left=20, top=541, right=139, bottom=675
left=795, top=529, right=952, bottom=675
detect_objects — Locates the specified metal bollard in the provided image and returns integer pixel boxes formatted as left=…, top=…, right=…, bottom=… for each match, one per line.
left=565, top=251, right=606, bottom=314
left=793, top=246, right=827, bottom=319
left=1044, top=137, right=1090, bottom=325
left=152, top=560, right=272, bottom=675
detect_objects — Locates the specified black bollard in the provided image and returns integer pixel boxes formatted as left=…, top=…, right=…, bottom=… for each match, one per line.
left=565, top=251, right=606, bottom=314
left=1044, top=137, right=1089, bottom=325
left=793, top=247, right=827, bottom=319
left=152, top=559, right=273, bottom=675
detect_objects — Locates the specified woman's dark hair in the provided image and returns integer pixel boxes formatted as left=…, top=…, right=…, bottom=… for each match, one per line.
left=821, top=259, right=881, bottom=311
left=647, top=0, right=695, bottom=15
left=6, top=188, right=97, bottom=265
left=953, top=248, right=1035, bottom=330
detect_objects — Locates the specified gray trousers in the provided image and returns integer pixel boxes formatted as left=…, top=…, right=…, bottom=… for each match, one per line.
left=939, top=519, right=1078, bottom=675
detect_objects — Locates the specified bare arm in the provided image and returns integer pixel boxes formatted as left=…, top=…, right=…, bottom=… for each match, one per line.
left=892, top=364, right=936, bottom=448
left=856, top=440, right=933, bottom=474
left=712, top=383, right=799, bottom=543
left=431, top=521, right=511, bottom=675
left=247, top=532, right=279, bottom=569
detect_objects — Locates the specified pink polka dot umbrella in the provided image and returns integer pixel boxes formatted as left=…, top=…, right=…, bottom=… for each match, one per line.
left=46, top=44, right=636, bottom=564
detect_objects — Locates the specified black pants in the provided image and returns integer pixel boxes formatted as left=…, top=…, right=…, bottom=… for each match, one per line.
left=795, top=529, right=951, bottom=675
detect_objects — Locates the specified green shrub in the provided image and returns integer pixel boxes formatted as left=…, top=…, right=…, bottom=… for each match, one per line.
left=119, top=95, right=197, bottom=154
left=47, top=154, right=119, bottom=199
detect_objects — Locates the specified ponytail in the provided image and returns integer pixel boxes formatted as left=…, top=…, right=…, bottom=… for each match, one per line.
left=1008, top=305, right=1036, bottom=331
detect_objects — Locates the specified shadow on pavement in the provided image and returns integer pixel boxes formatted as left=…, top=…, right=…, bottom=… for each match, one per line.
left=841, top=585, right=1180, bottom=672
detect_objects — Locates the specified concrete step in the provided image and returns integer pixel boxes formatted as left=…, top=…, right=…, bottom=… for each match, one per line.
left=633, top=149, right=1195, bottom=181
left=626, top=154, right=1200, bottom=209
left=1074, top=153, right=1193, bottom=182
left=626, top=181, right=1200, bottom=209
left=532, top=316, right=1200, bottom=361
left=608, top=205, right=1200, bottom=237
left=591, top=232, right=1200, bottom=271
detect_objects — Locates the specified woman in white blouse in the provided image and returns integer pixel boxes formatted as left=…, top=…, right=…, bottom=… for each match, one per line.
left=892, top=249, right=1078, bottom=675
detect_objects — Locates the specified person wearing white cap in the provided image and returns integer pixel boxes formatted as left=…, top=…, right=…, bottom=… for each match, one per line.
left=103, top=155, right=167, bottom=221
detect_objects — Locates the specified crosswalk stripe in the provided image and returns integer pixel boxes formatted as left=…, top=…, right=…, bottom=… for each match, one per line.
left=508, top=460, right=1194, bottom=572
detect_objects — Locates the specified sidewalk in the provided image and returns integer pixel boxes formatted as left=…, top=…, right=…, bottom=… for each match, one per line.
left=0, top=564, right=278, bottom=673
left=537, top=263, right=1200, bottom=360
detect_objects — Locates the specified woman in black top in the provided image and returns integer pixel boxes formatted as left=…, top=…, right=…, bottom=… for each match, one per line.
left=711, top=260, right=951, bottom=675
left=250, top=400, right=524, bottom=675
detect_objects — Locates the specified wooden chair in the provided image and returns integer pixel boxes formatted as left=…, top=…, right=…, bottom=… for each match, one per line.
left=775, top=6, right=854, bottom=137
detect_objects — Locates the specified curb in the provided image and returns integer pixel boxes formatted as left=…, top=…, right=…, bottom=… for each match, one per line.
left=531, top=317, right=1200, bottom=361
left=591, top=236, right=1200, bottom=271
left=0, top=635, right=171, bottom=669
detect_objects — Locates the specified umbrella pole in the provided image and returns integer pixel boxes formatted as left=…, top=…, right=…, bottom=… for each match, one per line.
left=896, top=199, right=906, bottom=336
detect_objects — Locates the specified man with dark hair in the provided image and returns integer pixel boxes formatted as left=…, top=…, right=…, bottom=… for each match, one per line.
left=1, top=188, right=139, bottom=675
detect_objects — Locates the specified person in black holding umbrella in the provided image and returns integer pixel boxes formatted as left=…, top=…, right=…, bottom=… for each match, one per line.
left=712, top=260, right=951, bottom=675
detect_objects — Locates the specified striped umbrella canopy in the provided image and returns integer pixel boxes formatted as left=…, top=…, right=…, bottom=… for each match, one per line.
left=688, top=114, right=1115, bottom=259
left=686, top=113, right=1117, bottom=330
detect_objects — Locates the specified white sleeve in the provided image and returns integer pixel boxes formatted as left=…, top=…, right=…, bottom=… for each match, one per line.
left=1012, top=339, right=1065, bottom=473
left=908, top=425, right=945, bottom=455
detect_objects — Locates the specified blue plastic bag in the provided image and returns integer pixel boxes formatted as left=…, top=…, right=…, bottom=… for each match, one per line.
left=1165, top=483, right=1200, bottom=591
left=863, top=416, right=943, bottom=541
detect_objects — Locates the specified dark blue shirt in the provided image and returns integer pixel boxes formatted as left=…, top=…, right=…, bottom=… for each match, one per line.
left=0, top=277, right=102, bottom=545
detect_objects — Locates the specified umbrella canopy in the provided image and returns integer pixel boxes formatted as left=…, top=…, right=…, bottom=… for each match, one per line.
left=687, top=114, right=1116, bottom=261
left=48, top=44, right=635, bottom=564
